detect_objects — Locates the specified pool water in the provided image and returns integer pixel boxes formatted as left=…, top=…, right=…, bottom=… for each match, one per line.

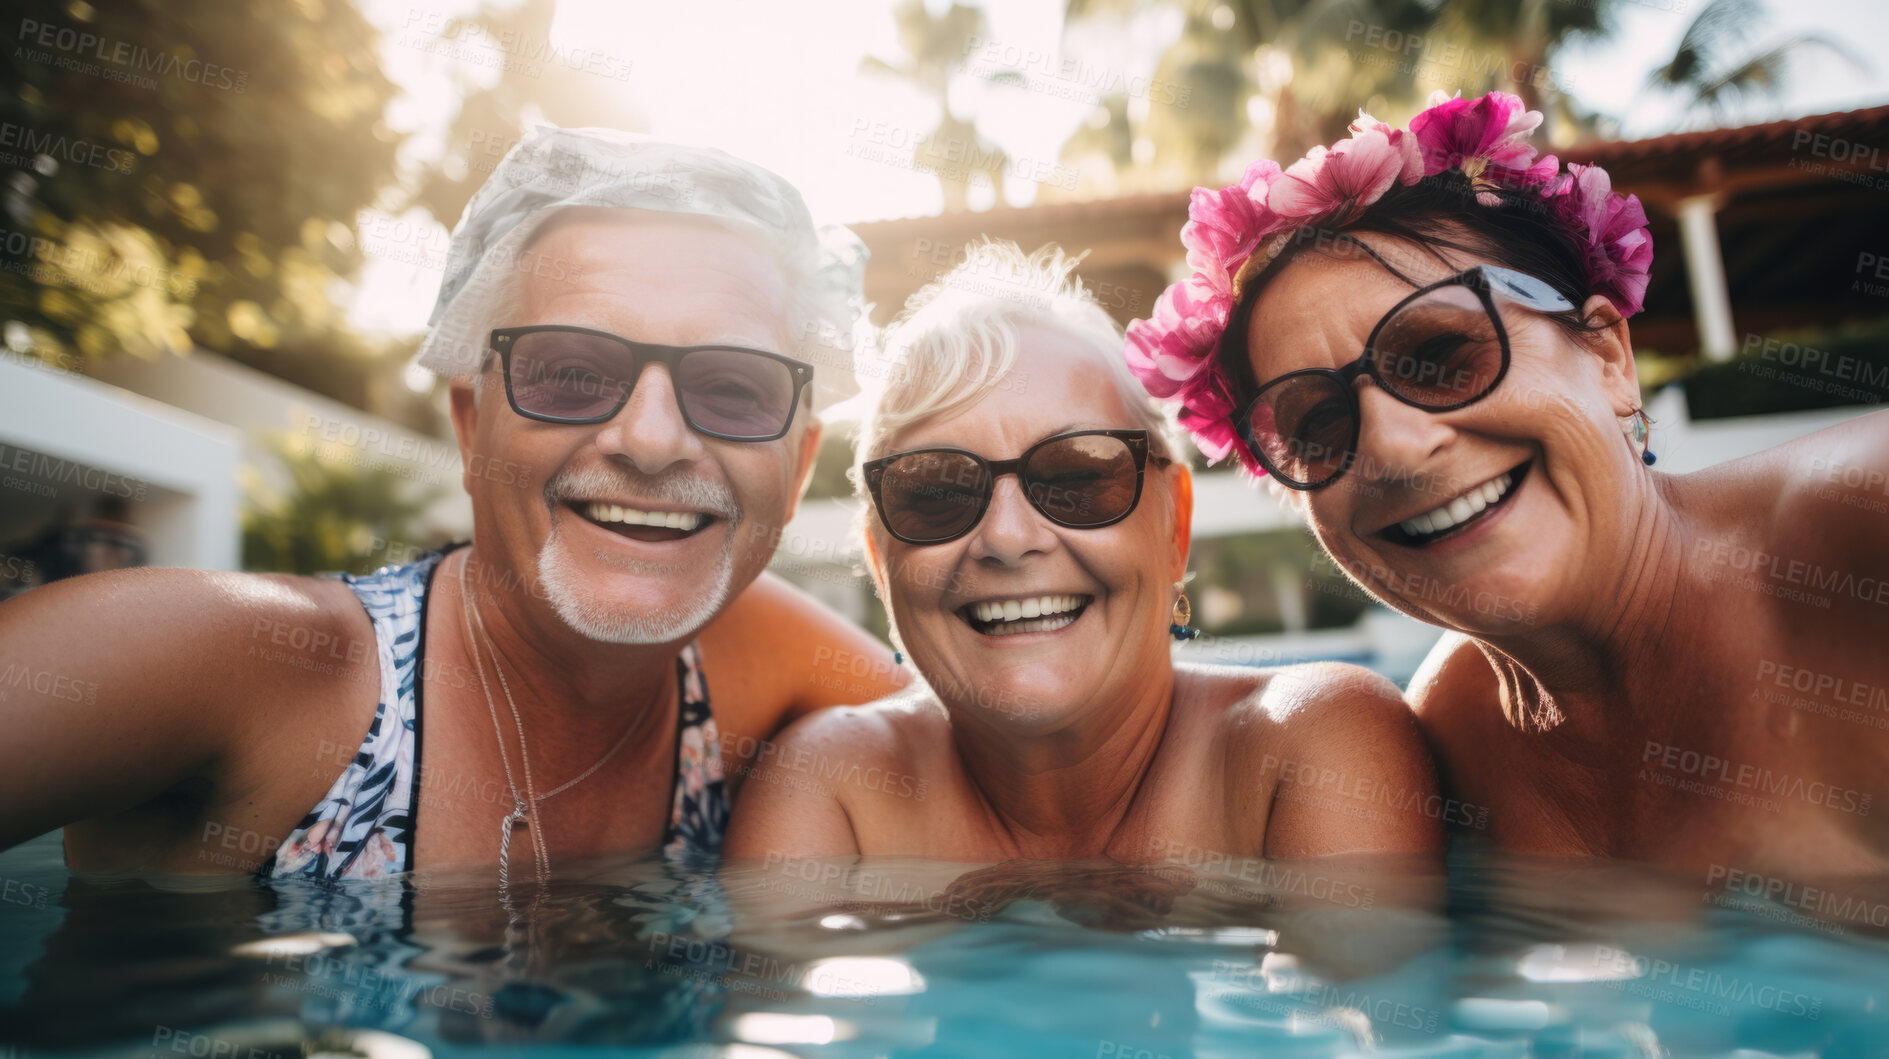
left=2, top=831, right=1887, bottom=1058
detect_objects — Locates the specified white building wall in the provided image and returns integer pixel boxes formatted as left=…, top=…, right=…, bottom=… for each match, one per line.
left=0, top=356, right=243, bottom=569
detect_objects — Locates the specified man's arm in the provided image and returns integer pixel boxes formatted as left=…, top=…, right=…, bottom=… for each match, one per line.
left=700, top=570, right=911, bottom=730
left=0, top=567, right=367, bottom=855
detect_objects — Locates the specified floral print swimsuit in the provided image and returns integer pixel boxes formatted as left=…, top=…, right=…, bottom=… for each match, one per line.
left=259, top=548, right=729, bottom=881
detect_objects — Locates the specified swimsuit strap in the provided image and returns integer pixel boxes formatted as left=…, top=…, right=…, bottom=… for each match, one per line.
left=261, top=551, right=442, bottom=881
left=662, top=641, right=729, bottom=857
left=264, top=548, right=732, bottom=878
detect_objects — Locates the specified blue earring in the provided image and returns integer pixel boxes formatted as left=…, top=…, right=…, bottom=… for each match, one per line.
left=1169, top=590, right=1199, bottom=641
left=893, top=650, right=904, bottom=664
left=1627, top=409, right=1656, bottom=466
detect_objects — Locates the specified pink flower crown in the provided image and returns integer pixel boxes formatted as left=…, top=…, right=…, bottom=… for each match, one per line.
left=1123, top=90, right=1654, bottom=473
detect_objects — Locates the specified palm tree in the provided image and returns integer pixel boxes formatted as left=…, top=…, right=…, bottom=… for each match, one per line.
left=860, top=0, right=1010, bottom=212
left=1645, top=0, right=1865, bottom=124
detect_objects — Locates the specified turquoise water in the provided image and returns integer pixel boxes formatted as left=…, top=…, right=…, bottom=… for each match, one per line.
left=2, top=832, right=1886, bottom=1057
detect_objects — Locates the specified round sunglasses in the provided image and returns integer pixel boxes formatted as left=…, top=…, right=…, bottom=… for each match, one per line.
left=864, top=429, right=1170, bottom=546
left=1232, top=265, right=1574, bottom=490
left=488, top=325, right=814, bottom=442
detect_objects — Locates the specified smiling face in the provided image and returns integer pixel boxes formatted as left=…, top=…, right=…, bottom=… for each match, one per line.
left=449, top=209, right=820, bottom=645
left=1241, top=236, right=1642, bottom=634
left=866, top=325, right=1189, bottom=731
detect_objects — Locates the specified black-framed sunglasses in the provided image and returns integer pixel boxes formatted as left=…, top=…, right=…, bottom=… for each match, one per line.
left=1233, top=265, right=1574, bottom=490
left=487, top=325, right=814, bottom=442
left=864, top=429, right=1171, bottom=546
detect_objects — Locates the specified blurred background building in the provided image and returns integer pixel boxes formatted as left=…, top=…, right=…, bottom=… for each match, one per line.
left=2, top=0, right=1884, bottom=678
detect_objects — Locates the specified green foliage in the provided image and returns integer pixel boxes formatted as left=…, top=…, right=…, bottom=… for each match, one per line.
left=1646, top=0, right=1865, bottom=121
left=1189, top=526, right=1370, bottom=635
left=1, top=0, right=398, bottom=371
left=1057, top=0, right=1611, bottom=193
left=805, top=429, right=862, bottom=501
left=1681, top=321, right=1889, bottom=420
left=241, top=436, right=443, bottom=576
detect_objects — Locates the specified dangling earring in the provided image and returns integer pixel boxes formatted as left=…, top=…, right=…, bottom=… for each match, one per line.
left=893, top=650, right=904, bottom=665
left=1622, top=408, right=1657, bottom=466
left=1169, top=580, right=1199, bottom=641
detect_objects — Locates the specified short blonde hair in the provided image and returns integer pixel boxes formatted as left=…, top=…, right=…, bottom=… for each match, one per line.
left=850, top=240, right=1183, bottom=503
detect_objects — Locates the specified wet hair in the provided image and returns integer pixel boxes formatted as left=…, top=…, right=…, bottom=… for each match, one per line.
left=1218, top=170, right=1612, bottom=404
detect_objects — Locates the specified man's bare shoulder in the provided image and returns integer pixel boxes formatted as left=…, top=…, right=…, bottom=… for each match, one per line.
left=707, top=570, right=887, bottom=653
left=698, top=571, right=908, bottom=725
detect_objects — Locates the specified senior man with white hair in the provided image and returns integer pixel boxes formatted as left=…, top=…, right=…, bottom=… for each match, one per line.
left=0, top=127, right=905, bottom=884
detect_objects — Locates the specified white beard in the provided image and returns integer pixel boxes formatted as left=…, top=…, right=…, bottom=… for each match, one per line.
left=534, top=464, right=743, bottom=644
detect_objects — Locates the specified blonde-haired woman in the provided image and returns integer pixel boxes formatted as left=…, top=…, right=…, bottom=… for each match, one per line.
left=727, top=242, right=1441, bottom=877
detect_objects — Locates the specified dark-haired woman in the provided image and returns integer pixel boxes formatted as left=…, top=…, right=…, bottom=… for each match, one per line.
left=1125, top=92, right=1889, bottom=880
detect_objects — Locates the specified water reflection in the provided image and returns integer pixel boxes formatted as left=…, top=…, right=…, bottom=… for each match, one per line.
left=0, top=834, right=1886, bottom=1056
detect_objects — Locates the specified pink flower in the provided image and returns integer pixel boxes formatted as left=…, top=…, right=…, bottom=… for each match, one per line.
left=1174, top=367, right=1259, bottom=472
left=1548, top=163, right=1654, bottom=317
left=1270, top=122, right=1423, bottom=223
left=1410, top=90, right=1558, bottom=198
left=1181, top=160, right=1281, bottom=293
left=1121, top=91, right=1655, bottom=475
left=1125, top=275, right=1229, bottom=398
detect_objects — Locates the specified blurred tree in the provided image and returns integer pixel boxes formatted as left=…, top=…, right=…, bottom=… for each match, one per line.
left=1056, top=0, right=1619, bottom=196
left=240, top=435, right=444, bottom=575
left=860, top=0, right=1010, bottom=212
left=1645, top=0, right=1864, bottom=124
left=0, top=0, right=402, bottom=394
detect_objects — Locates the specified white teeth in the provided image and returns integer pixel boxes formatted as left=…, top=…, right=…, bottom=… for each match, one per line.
left=969, top=595, right=1086, bottom=627
left=583, top=502, right=703, bottom=531
left=980, top=613, right=1078, bottom=637
left=1396, top=471, right=1514, bottom=539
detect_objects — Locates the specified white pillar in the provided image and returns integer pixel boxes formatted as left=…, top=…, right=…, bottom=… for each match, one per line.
left=1676, top=193, right=1737, bottom=361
